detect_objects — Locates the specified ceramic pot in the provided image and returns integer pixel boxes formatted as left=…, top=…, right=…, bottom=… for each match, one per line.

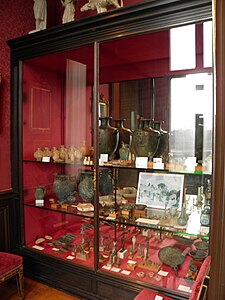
left=34, top=148, right=43, bottom=161
left=59, top=145, right=67, bottom=161
left=99, top=117, right=119, bottom=158
left=53, top=174, right=76, bottom=204
left=35, top=186, right=45, bottom=200
left=152, top=121, right=169, bottom=161
left=43, top=147, right=52, bottom=158
left=114, top=119, right=132, bottom=159
left=78, top=170, right=94, bottom=202
left=99, top=93, right=109, bottom=118
left=131, top=119, right=160, bottom=160
left=99, top=169, right=114, bottom=196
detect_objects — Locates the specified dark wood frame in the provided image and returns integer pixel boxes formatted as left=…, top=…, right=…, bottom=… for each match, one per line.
left=208, top=1, right=225, bottom=299
left=8, top=0, right=224, bottom=299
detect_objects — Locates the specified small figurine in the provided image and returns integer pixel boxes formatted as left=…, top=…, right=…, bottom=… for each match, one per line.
left=30, top=0, right=47, bottom=33
left=115, top=256, right=121, bottom=267
left=121, top=233, right=126, bottom=251
left=132, top=235, right=136, bottom=253
left=137, top=244, right=143, bottom=258
left=60, top=0, right=75, bottom=24
left=87, top=236, right=91, bottom=250
left=80, top=0, right=123, bottom=14
left=99, top=235, right=105, bottom=251
left=106, top=236, right=111, bottom=251
left=112, top=241, right=117, bottom=256
left=81, top=224, right=85, bottom=244
left=107, top=253, right=114, bottom=267
left=72, top=244, right=77, bottom=255
left=129, top=245, right=134, bottom=258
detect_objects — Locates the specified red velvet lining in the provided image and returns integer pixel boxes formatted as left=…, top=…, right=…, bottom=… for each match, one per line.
left=26, top=220, right=209, bottom=295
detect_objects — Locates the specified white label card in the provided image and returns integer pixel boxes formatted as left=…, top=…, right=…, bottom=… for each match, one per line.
left=178, top=285, right=191, bottom=292
left=153, top=162, right=164, bottom=169
left=154, top=296, right=164, bottom=300
left=158, top=270, right=168, bottom=276
left=135, top=157, right=148, bottom=168
left=66, top=256, right=75, bottom=260
left=121, top=270, right=131, bottom=275
left=127, top=260, right=136, bottom=264
left=32, top=245, right=44, bottom=251
left=42, top=156, right=50, bottom=162
left=102, top=265, right=111, bottom=270
left=100, top=154, right=108, bottom=164
left=111, top=267, right=121, bottom=272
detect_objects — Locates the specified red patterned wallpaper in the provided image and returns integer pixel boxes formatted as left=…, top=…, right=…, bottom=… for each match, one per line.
left=0, top=1, right=33, bottom=191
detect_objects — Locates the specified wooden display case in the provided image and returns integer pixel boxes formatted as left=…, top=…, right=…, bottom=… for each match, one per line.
left=8, top=0, right=213, bottom=299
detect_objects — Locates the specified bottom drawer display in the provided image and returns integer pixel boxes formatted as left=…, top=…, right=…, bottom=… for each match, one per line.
left=98, top=223, right=209, bottom=298
left=24, top=206, right=95, bottom=269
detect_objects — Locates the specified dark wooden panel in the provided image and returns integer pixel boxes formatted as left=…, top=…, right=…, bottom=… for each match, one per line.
left=97, top=280, right=137, bottom=300
left=22, top=251, right=97, bottom=300
left=0, top=205, right=10, bottom=251
left=0, top=191, right=14, bottom=252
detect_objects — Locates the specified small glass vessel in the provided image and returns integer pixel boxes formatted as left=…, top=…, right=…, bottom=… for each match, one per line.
left=177, top=203, right=188, bottom=226
left=200, top=205, right=210, bottom=226
left=119, top=142, right=130, bottom=160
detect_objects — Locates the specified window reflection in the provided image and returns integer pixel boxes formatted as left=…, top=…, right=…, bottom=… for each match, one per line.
left=170, top=24, right=196, bottom=71
left=203, top=21, right=213, bottom=68
left=170, top=73, right=213, bottom=163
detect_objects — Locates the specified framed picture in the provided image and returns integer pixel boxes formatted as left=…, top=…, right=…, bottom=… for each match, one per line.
left=136, top=172, right=184, bottom=210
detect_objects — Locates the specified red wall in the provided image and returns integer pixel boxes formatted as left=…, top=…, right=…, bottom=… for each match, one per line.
left=0, top=1, right=209, bottom=191
left=0, top=1, right=33, bottom=191
left=0, top=0, right=142, bottom=191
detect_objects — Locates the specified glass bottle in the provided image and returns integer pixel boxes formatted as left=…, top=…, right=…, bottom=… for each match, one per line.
left=177, top=203, right=188, bottom=226
left=195, top=186, right=204, bottom=208
left=200, top=205, right=210, bottom=226
left=205, top=178, right=212, bottom=206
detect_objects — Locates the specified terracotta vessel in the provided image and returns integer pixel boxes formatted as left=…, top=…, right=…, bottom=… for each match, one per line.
left=78, top=170, right=94, bottom=202
left=99, top=117, right=119, bottom=158
left=152, top=121, right=169, bottom=161
left=114, top=119, right=132, bottom=159
left=53, top=174, right=76, bottom=204
left=131, top=119, right=160, bottom=160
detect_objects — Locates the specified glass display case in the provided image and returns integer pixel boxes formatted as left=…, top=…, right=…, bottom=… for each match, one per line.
left=8, top=1, right=213, bottom=299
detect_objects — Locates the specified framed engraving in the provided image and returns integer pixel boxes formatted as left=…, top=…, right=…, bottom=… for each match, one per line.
left=136, top=172, right=184, bottom=209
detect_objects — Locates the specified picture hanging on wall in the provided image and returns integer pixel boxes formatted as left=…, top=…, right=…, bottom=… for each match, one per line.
left=136, top=172, right=184, bottom=210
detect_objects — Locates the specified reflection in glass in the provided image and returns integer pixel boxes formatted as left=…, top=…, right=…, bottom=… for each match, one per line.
left=170, top=24, right=196, bottom=71
left=170, top=73, right=213, bottom=164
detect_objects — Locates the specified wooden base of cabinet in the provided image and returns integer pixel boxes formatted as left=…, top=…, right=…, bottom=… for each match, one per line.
left=18, top=249, right=195, bottom=300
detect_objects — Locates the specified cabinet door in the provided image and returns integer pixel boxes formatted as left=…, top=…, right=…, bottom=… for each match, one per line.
left=22, top=44, right=96, bottom=269
left=97, top=24, right=212, bottom=298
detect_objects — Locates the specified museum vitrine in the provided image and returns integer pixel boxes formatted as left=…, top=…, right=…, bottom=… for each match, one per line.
left=8, top=0, right=213, bottom=299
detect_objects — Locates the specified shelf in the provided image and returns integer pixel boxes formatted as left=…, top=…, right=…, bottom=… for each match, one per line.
left=23, top=159, right=93, bottom=167
left=24, top=200, right=94, bottom=219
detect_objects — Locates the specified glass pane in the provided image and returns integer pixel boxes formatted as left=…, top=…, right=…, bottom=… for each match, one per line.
left=170, top=73, right=213, bottom=166
left=98, top=26, right=212, bottom=295
left=22, top=45, right=95, bottom=269
left=170, top=24, right=196, bottom=70
left=203, top=21, right=213, bottom=68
